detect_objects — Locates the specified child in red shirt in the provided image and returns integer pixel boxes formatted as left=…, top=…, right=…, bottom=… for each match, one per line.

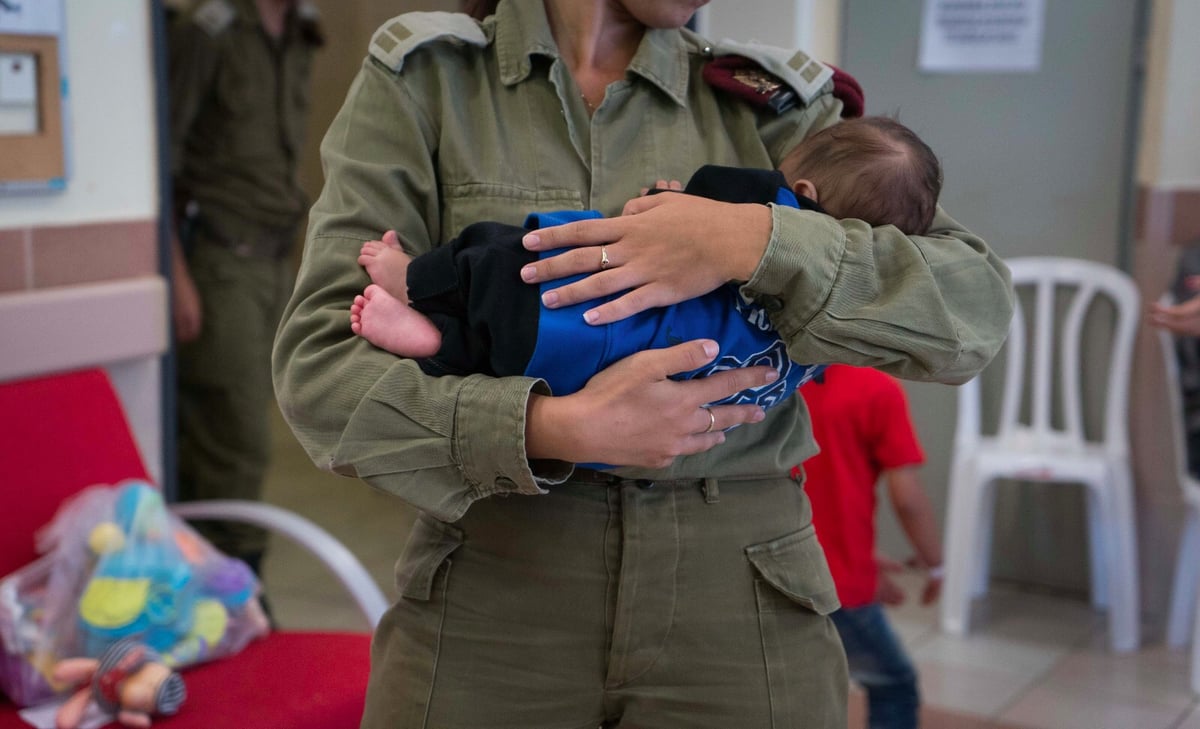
left=795, top=364, right=944, bottom=729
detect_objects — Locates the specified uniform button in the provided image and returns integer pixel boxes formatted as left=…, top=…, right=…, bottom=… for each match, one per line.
left=635, top=479, right=655, bottom=490
left=763, top=296, right=784, bottom=312
left=702, top=45, right=712, bottom=56
left=496, top=476, right=516, bottom=489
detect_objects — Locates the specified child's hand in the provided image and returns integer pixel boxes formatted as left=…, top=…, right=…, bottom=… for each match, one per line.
left=905, top=556, right=943, bottom=605
left=875, top=554, right=907, bottom=606
left=920, top=571, right=943, bottom=605
left=638, top=179, right=683, bottom=196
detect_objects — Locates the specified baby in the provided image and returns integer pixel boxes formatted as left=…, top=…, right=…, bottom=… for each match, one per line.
left=350, top=115, right=941, bottom=408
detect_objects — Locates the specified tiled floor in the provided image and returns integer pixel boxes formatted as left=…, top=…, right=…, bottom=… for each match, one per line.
left=259, top=406, right=1200, bottom=729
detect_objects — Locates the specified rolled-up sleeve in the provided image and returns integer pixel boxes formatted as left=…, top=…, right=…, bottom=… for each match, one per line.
left=744, top=204, right=1013, bottom=384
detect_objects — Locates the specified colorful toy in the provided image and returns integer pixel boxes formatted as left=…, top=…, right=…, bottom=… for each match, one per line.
left=75, top=481, right=267, bottom=667
left=52, top=639, right=186, bottom=729
left=0, top=481, right=269, bottom=710
left=77, top=483, right=198, bottom=658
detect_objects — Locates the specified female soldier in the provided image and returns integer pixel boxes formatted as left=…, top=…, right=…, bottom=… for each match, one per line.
left=272, top=1, right=1012, bottom=727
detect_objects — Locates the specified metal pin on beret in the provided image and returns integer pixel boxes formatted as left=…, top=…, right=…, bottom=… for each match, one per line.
left=703, top=55, right=866, bottom=119
left=703, top=55, right=799, bottom=115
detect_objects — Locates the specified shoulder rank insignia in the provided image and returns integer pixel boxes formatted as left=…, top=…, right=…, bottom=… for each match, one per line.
left=191, top=0, right=235, bottom=37
left=369, top=11, right=488, bottom=72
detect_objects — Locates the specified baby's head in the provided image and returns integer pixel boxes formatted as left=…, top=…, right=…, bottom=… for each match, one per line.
left=778, top=116, right=942, bottom=235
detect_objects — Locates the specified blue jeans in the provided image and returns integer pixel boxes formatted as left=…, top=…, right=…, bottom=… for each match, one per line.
left=830, top=603, right=919, bottom=729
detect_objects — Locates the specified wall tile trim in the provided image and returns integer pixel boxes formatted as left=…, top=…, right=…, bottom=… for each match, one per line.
left=1137, top=187, right=1200, bottom=246
left=0, top=218, right=157, bottom=294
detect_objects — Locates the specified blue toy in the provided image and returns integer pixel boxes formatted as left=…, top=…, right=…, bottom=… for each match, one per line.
left=75, top=481, right=260, bottom=665
left=77, top=482, right=198, bottom=658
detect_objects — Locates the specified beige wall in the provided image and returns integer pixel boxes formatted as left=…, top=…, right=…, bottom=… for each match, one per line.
left=1138, top=0, right=1200, bottom=189
left=1130, top=0, right=1200, bottom=631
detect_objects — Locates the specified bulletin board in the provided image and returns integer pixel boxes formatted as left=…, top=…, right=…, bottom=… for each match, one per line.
left=0, top=0, right=68, bottom=193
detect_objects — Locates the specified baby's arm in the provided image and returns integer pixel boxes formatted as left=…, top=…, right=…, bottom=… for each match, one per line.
left=351, top=230, right=442, bottom=357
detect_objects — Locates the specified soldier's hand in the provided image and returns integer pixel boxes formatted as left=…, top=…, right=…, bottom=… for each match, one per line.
left=172, top=265, right=203, bottom=344
left=519, top=194, right=771, bottom=325
left=525, top=340, right=772, bottom=468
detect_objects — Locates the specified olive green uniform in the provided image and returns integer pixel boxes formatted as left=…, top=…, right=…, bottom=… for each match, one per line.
left=169, top=0, right=318, bottom=560
left=273, top=2, right=1013, bottom=727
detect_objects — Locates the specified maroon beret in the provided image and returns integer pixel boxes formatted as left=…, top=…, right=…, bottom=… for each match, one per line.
left=827, top=64, right=865, bottom=118
left=703, top=55, right=865, bottom=118
left=703, top=55, right=798, bottom=115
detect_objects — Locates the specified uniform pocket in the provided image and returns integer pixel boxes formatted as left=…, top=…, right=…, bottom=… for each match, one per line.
left=441, top=182, right=582, bottom=235
left=364, top=514, right=463, bottom=729
left=745, top=523, right=840, bottom=615
left=745, top=525, right=847, bottom=728
left=395, top=513, right=463, bottom=600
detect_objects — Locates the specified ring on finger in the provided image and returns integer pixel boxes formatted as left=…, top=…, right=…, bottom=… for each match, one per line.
left=702, top=406, right=716, bottom=434
left=600, top=245, right=611, bottom=271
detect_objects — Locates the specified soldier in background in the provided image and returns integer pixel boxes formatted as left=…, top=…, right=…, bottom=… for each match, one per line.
left=167, top=0, right=323, bottom=575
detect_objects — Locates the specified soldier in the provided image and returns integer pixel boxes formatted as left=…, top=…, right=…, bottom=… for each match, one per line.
left=273, top=1, right=1013, bottom=727
left=167, top=0, right=322, bottom=573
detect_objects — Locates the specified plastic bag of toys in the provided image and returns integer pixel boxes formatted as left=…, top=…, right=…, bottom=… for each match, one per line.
left=0, top=480, right=269, bottom=707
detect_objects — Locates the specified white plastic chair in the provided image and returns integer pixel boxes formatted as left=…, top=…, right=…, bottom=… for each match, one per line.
left=940, top=256, right=1141, bottom=653
left=1156, top=293, right=1200, bottom=692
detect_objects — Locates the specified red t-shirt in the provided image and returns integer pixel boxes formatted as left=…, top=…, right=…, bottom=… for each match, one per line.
left=794, top=365, right=925, bottom=608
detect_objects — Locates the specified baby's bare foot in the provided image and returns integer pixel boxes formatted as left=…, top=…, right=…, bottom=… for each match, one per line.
left=350, top=284, right=442, bottom=357
left=358, top=231, right=411, bottom=300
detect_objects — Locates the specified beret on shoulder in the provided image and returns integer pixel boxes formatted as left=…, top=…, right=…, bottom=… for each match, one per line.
left=703, top=52, right=864, bottom=118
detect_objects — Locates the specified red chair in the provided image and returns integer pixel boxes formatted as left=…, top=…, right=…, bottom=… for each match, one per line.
left=0, top=368, right=387, bottom=728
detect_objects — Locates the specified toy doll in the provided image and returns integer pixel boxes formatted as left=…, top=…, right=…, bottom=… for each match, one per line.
left=51, top=638, right=186, bottom=728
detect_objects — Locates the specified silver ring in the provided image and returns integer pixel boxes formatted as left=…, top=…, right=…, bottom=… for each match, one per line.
left=702, top=406, right=716, bottom=434
left=600, top=246, right=611, bottom=271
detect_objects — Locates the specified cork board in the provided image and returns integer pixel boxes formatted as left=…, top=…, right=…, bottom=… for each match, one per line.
left=0, top=33, right=64, bottom=185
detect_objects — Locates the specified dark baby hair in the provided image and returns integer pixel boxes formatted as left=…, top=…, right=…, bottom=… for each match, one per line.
left=779, top=116, right=943, bottom=235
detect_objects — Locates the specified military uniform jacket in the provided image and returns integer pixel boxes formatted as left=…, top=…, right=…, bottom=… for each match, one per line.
left=273, top=0, right=1013, bottom=522
left=168, top=0, right=318, bottom=235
